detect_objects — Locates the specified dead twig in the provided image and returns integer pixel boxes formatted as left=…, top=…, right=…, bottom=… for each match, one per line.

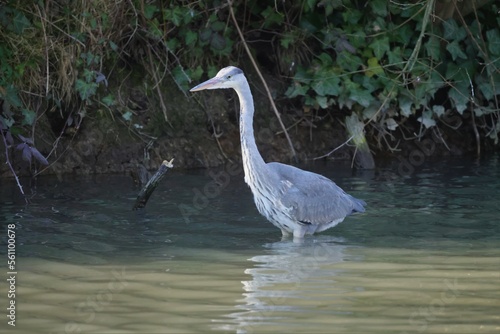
left=133, top=159, right=174, bottom=210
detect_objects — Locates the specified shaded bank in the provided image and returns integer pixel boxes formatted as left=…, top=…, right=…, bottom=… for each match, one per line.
left=0, top=65, right=490, bottom=180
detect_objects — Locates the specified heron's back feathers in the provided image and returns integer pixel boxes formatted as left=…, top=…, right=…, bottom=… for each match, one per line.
left=268, top=162, right=366, bottom=226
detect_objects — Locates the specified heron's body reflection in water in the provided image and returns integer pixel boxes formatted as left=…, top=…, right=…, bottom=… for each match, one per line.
left=215, top=237, right=353, bottom=333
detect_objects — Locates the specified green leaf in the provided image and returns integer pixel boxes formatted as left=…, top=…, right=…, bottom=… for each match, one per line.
left=369, top=36, right=389, bottom=59
left=393, top=24, right=413, bottom=44
left=442, top=19, right=466, bottom=42
left=370, top=0, right=387, bottom=16
left=387, top=48, right=403, bottom=68
left=342, top=9, right=362, bottom=25
left=478, top=82, right=494, bottom=100
left=317, top=53, right=333, bottom=66
left=172, top=65, right=190, bottom=91
left=486, top=29, right=500, bottom=56
left=4, top=85, right=22, bottom=108
left=168, top=7, right=185, bottom=27
left=188, top=66, right=204, bottom=82
left=144, top=5, right=157, bottom=20
left=166, top=38, right=179, bottom=52
left=305, top=0, right=318, bottom=12
left=12, top=11, right=31, bottom=34
left=425, top=35, right=441, bottom=60
left=366, top=57, right=384, bottom=77
left=337, top=52, right=362, bottom=72
left=315, top=95, right=328, bottom=109
left=432, top=105, right=445, bottom=117
left=261, top=6, right=284, bottom=27
left=285, top=83, right=309, bottom=98
left=75, top=79, right=97, bottom=100
left=109, top=41, right=118, bottom=51
left=101, top=94, right=115, bottom=107
left=349, top=87, right=374, bottom=108
left=385, top=118, right=398, bottom=130
left=446, top=40, right=467, bottom=61
left=210, top=33, right=226, bottom=51
left=311, top=75, right=340, bottom=96
left=122, top=111, right=133, bottom=121
left=398, top=94, right=413, bottom=117
left=417, top=110, right=436, bottom=128
left=185, top=30, right=197, bottom=46
left=349, top=31, right=366, bottom=49
left=448, top=85, right=469, bottom=114
left=211, top=21, right=225, bottom=32
left=21, top=109, right=36, bottom=126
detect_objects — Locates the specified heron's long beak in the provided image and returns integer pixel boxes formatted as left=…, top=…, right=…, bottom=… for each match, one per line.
left=189, top=77, right=221, bottom=92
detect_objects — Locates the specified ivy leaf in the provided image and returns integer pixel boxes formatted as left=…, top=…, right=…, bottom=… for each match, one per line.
left=261, top=6, right=284, bottom=27
left=172, top=65, right=190, bottom=91
left=210, top=33, right=226, bottom=50
left=101, top=94, right=115, bottom=107
left=337, top=52, right=362, bottom=72
left=398, top=95, right=413, bottom=117
left=387, top=48, right=403, bottom=69
left=122, top=111, right=133, bottom=121
left=315, top=95, right=328, bottom=109
left=443, top=19, right=466, bottom=42
left=448, top=87, right=469, bottom=114
left=285, top=83, right=309, bottom=98
left=370, top=0, right=387, bottom=16
left=166, top=7, right=185, bottom=27
left=366, top=57, right=384, bottom=77
left=185, top=30, right=197, bottom=46
left=22, top=109, right=36, bottom=126
left=486, top=29, right=500, bottom=56
left=349, top=88, right=374, bottom=108
left=188, top=65, right=204, bottom=82
left=446, top=40, right=467, bottom=60
left=12, top=11, right=31, bottom=34
left=417, top=110, right=436, bottom=128
left=109, top=41, right=118, bottom=51
left=479, top=81, right=493, bottom=102
left=425, top=35, right=441, bottom=60
left=385, top=118, right=398, bottom=131
left=432, top=105, right=445, bottom=117
left=143, top=5, right=157, bottom=20
left=393, top=24, right=413, bottom=44
left=5, top=85, right=22, bottom=108
left=311, top=75, right=340, bottom=96
left=369, top=36, right=389, bottom=59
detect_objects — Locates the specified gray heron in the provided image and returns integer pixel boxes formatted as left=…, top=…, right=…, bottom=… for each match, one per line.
left=190, top=66, right=366, bottom=240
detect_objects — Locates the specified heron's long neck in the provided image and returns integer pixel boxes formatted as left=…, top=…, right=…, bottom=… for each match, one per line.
left=236, top=81, right=271, bottom=187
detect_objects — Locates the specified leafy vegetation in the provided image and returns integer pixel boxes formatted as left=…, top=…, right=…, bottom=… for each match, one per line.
left=0, top=0, right=499, bottom=191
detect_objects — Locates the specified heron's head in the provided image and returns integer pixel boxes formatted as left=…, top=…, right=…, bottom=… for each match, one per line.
left=190, top=66, right=245, bottom=92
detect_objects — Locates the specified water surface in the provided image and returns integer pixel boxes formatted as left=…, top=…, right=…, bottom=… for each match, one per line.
left=0, top=155, right=499, bottom=333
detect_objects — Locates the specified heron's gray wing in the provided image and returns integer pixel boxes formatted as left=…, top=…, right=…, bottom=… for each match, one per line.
left=268, top=162, right=365, bottom=225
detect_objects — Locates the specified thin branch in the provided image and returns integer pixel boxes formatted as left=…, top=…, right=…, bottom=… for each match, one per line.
left=1, top=129, right=28, bottom=203
left=227, top=0, right=297, bottom=161
left=312, top=134, right=355, bottom=160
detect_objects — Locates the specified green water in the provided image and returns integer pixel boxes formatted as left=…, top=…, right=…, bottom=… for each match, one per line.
left=0, top=155, right=499, bottom=333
